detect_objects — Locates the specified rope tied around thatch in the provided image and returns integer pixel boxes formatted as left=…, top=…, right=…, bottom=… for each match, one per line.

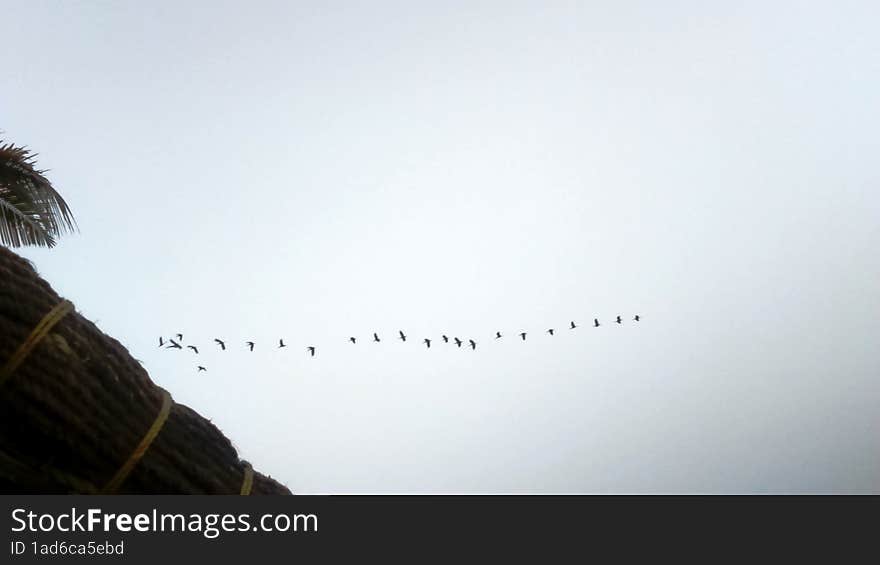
left=101, top=388, right=173, bottom=494
left=0, top=299, right=74, bottom=387
left=240, top=462, right=254, bottom=495
left=0, top=246, right=290, bottom=494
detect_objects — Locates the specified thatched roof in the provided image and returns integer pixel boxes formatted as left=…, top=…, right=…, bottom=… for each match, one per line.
left=0, top=246, right=289, bottom=494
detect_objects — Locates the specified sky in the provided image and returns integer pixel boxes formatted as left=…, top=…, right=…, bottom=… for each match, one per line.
left=3, top=1, right=879, bottom=493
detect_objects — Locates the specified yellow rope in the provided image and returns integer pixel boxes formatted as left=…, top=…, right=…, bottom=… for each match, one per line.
left=0, top=300, right=74, bottom=388
left=240, top=463, right=254, bottom=495
left=102, top=388, right=173, bottom=493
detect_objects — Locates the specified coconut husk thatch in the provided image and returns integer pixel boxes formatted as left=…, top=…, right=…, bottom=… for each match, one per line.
left=0, top=246, right=290, bottom=494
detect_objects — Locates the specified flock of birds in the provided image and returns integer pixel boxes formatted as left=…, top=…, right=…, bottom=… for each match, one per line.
left=157, top=315, right=642, bottom=373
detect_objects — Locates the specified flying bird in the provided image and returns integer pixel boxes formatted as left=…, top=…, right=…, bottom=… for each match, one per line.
left=570, top=321, right=577, bottom=329
left=166, top=339, right=182, bottom=350
left=547, top=329, right=555, bottom=336
left=495, top=331, right=502, bottom=339
left=454, top=337, right=463, bottom=348
left=187, top=345, right=199, bottom=354
left=468, top=339, right=476, bottom=350
left=424, top=338, right=431, bottom=348
left=176, top=333, right=183, bottom=341
left=593, top=318, right=600, bottom=328
left=373, top=332, right=381, bottom=342
left=616, top=316, right=622, bottom=324
left=442, top=335, right=449, bottom=343
left=158, top=337, right=165, bottom=347
left=197, top=366, right=206, bottom=372
left=214, top=338, right=226, bottom=350
left=634, top=315, right=641, bottom=322
left=519, top=332, right=527, bottom=340
left=246, top=341, right=255, bottom=352
left=279, top=339, right=287, bottom=348
left=349, top=337, right=357, bottom=344
left=307, top=346, right=315, bottom=357
left=398, top=330, right=407, bottom=342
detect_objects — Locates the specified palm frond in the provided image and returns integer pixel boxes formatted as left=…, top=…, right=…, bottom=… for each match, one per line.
left=0, top=195, right=56, bottom=247
left=0, top=141, right=77, bottom=248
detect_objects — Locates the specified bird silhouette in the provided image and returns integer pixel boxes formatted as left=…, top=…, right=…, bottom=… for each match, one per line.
left=616, top=316, right=622, bottom=324
left=187, top=345, right=199, bottom=354
left=442, top=335, right=449, bottom=343
left=307, top=346, right=316, bottom=357
left=593, top=318, right=600, bottom=328
left=214, top=338, right=226, bottom=350
left=373, top=332, right=381, bottom=342
left=166, top=339, right=182, bottom=350
left=495, top=331, right=502, bottom=339
left=349, top=337, right=357, bottom=344
left=158, top=337, right=165, bottom=347
left=279, top=339, right=287, bottom=348
left=570, top=321, right=577, bottom=329
left=634, top=315, right=640, bottom=322
left=398, top=330, right=407, bottom=342
left=547, top=329, right=555, bottom=336
left=197, top=366, right=206, bottom=372
left=424, top=338, right=431, bottom=348
left=176, top=333, right=184, bottom=341
left=454, top=337, right=463, bottom=348
left=246, top=341, right=255, bottom=352
left=519, top=332, right=527, bottom=340
left=468, top=339, right=477, bottom=350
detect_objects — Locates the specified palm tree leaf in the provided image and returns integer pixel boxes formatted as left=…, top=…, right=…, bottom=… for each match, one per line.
left=0, top=195, right=56, bottom=247
left=0, top=141, right=77, bottom=248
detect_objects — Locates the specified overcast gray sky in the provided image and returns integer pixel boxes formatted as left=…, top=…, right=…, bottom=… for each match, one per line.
left=3, top=1, right=879, bottom=493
